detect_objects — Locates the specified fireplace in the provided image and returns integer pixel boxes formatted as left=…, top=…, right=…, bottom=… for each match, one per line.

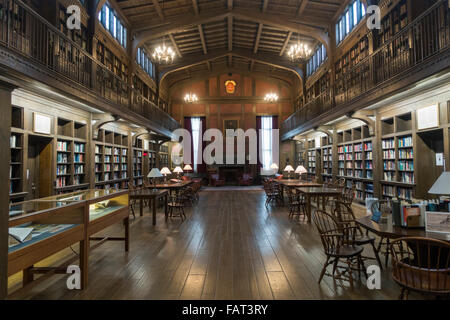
left=218, top=166, right=245, bottom=185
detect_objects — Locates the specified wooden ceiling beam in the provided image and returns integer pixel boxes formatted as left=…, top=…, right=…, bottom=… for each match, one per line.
left=297, top=0, right=308, bottom=16
left=169, top=34, right=183, bottom=57
left=228, top=15, right=233, bottom=51
left=262, top=0, right=270, bottom=13
left=158, top=47, right=304, bottom=83
left=192, top=0, right=199, bottom=15
left=133, top=9, right=330, bottom=58
left=198, top=25, right=208, bottom=54
left=279, top=31, right=292, bottom=56
left=228, top=0, right=233, bottom=10
left=254, top=23, right=263, bottom=54
left=152, top=0, right=165, bottom=20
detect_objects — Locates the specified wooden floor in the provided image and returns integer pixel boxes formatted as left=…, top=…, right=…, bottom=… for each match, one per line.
left=9, top=189, right=420, bottom=300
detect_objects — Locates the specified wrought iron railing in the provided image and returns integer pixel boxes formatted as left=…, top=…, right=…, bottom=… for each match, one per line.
left=0, top=0, right=179, bottom=133
left=282, top=0, right=449, bottom=138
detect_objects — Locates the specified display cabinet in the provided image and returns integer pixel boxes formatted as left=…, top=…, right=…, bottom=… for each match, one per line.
left=8, top=199, right=87, bottom=288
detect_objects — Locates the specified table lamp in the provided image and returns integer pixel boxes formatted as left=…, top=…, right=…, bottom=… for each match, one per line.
left=429, top=171, right=450, bottom=195
left=173, top=166, right=183, bottom=179
left=284, top=165, right=294, bottom=179
left=160, top=167, right=172, bottom=183
left=270, top=163, right=279, bottom=174
left=295, top=165, right=308, bottom=180
left=148, top=168, right=163, bottom=190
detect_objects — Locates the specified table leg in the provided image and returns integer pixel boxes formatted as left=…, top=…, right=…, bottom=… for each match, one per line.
left=322, top=196, right=326, bottom=210
left=152, top=197, right=157, bottom=226
left=79, top=239, right=89, bottom=289
left=140, top=199, right=144, bottom=217
left=124, top=217, right=129, bottom=252
left=165, top=194, right=169, bottom=222
left=23, top=265, right=34, bottom=286
left=306, top=194, right=312, bottom=223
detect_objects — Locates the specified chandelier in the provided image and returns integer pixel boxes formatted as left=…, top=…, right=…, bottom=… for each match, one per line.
left=287, top=33, right=312, bottom=62
left=264, top=93, right=279, bottom=103
left=151, top=0, right=175, bottom=64
left=184, top=93, right=198, bottom=103
left=152, top=39, right=176, bottom=64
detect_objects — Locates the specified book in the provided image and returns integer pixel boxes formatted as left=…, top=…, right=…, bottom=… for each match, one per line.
left=9, top=227, right=34, bottom=243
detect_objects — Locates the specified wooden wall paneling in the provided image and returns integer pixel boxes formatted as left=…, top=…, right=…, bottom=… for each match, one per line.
left=0, top=83, right=13, bottom=300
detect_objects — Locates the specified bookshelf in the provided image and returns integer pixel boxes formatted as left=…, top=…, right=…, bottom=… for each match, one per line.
left=54, top=119, right=89, bottom=194
left=321, top=136, right=333, bottom=183
left=160, top=143, right=170, bottom=168
left=380, top=113, right=415, bottom=201
left=336, top=126, right=374, bottom=203
left=94, top=129, right=129, bottom=190
left=10, top=106, right=25, bottom=202
left=133, top=139, right=144, bottom=187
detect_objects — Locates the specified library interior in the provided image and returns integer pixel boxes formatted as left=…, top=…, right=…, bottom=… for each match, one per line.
left=0, top=0, right=449, bottom=301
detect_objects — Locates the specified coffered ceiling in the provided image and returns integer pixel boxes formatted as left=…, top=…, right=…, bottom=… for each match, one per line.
left=113, top=0, right=353, bottom=86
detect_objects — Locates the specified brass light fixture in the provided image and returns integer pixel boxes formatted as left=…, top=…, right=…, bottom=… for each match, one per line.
left=184, top=93, right=199, bottom=103
left=287, top=33, right=312, bottom=62
left=151, top=0, right=176, bottom=64
left=264, top=93, right=279, bottom=103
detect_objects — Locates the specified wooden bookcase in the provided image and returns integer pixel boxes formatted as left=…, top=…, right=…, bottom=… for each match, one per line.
left=54, top=118, right=89, bottom=195
left=160, top=143, right=170, bottom=168
left=94, top=129, right=129, bottom=190
left=336, top=125, right=374, bottom=203
left=10, top=106, right=25, bottom=202
left=133, top=139, right=144, bottom=187
left=321, top=136, right=333, bottom=183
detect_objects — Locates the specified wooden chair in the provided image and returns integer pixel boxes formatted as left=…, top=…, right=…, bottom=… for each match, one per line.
left=371, top=199, right=393, bottom=266
left=313, top=210, right=367, bottom=288
left=390, top=237, right=450, bottom=299
left=210, top=173, right=225, bottom=187
left=333, top=201, right=383, bottom=269
left=168, top=194, right=187, bottom=221
left=341, top=185, right=356, bottom=205
left=263, top=181, right=281, bottom=206
left=238, top=173, right=254, bottom=186
left=286, top=188, right=307, bottom=220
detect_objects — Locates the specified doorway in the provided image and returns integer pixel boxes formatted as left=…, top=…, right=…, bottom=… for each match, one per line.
left=26, top=135, right=53, bottom=200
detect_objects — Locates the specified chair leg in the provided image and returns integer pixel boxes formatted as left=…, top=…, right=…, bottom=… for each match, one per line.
left=385, top=238, right=390, bottom=267
left=358, top=255, right=367, bottom=280
left=346, top=259, right=354, bottom=289
left=319, top=256, right=330, bottom=284
left=370, top=240, right=383, bottom=270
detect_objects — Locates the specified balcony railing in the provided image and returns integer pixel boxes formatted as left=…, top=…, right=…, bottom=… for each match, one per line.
left=0, top=0, right=179, bottom=134
left=282, top=0, right=449, bottom=139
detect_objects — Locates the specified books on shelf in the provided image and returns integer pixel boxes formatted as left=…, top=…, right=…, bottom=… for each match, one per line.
left=382, top=139, right=395, bottom=149
left=398, top=136, right=413, bottom=148
left=57, top=141, right=69, bottom=152
left=74, top=143, right=85, bottom=153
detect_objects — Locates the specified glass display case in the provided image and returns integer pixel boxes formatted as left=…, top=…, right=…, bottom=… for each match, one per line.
left=8, top=199, right=86, bottom=279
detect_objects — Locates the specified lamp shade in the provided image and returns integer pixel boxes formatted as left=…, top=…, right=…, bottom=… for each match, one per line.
left=173, top=166, right=183, bottom=174
left=183, top=164, right=193, bottom=171
left=295, top=165, right=308, bottom=174
left=160, top=167, right=172, bottom=175
left=428, top=172, right=450, bottom=195
left=147, top=168, right=163, bottom=178
left=270, top=163, right=279, bottom=170
left=284, top=165, right=294, bottom=172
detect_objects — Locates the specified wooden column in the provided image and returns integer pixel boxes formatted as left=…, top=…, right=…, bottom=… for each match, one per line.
left=0, top=82, right=14, bottom=300
left=332, top=125, right=338, bottom=182
left=373, top=110, right=383, bottom=199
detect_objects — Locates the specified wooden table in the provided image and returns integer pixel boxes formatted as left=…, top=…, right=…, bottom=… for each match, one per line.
left=296, top=187, right=342, bottom=222
left=356, top=215, right=450, bottom=242
left=152, top=181, right=193, bottom=195
left=130, top=189, right=169, bottom=225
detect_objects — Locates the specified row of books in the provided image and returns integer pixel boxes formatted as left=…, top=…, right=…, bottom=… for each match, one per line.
left=56, top=176, right=68, bottom=188
left=74, top=154, right=84, bottom=163
left=74, top=143, right=85, bottom=153
left=382, top=139, right=395, bottom=149
left=57, top=141, right=69, bottom=152
left=10, top=135, right=18, bottom=148
left=398, top=136, right=413, bottom=148
left=383, top=150, right=396, bottom=159
left=57, top=153, right=69, bottom=164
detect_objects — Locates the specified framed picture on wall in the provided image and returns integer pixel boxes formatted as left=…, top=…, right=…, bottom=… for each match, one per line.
left=223, top=119, right=240, bottom=135
left=33, top=112, right=52, bottom=135
left=417, top=104, right=439, bottom=130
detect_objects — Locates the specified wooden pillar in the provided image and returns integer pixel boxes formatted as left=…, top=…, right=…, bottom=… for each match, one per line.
left=0, top=82, right=14, bottom=300
left=373, top=110, right=383, bottom=199
left=332, top=125, right=338, bottom=182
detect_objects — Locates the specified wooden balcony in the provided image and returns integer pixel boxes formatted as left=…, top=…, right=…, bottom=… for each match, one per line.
left=282, top=0, right=450, bottom=140
left=0, top=0, right=179, bottom=137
